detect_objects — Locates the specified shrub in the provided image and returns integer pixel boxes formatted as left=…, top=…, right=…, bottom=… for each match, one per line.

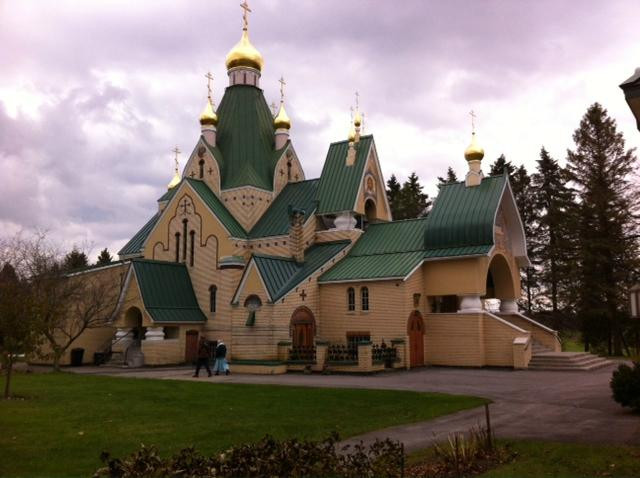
left=93, top=433, right=404, bottom=478
left=611, top=362, right=640, bottom=412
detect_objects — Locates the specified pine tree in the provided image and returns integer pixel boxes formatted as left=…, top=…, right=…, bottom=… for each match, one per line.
left=437, top=167, right=458, bottom=185
left=510, top=164, right=538, bottom=313
left=63, top=248, right=89, bottom=271
left=386, top=175, right=402, bottom=219
left=489, top=154, right=516, bottom=177
left=566, top=103, right=639, bottom=355
left=398, top=172, right=431, bottom=219
left=96, top=248, right=113, bottom=266
left=531, top=147, right=576, bottom=320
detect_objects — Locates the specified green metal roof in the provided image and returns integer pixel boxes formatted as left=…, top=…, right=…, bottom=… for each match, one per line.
left=158, top=186, right=177, bottom=203
left=249, top=179, right=319, bottom=238
left=349, top=217, right=429, bottom=255
left=213, top=85, right=284, bottom=191
left=185, top=178, right=247, bottom=238
left=316, top=136, right=373, bottom=215
left=252, top=241, right=350, bottom=302
left=132, top=259, right=206, bottom=323
left=319, top=251, right=424, bottom=283
left=424, top=175, right=506, bottom=250
left=118, top=212, right=161, bottom=257
left=423, top=245, right=493, bottom=259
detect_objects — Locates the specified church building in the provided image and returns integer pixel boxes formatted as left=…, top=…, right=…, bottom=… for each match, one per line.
left=58, top=3, right=561, bottom=373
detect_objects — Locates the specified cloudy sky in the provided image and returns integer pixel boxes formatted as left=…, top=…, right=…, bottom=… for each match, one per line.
left=1, top=0, right=639, bottom=259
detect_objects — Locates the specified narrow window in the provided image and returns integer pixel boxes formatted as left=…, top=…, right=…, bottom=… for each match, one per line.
left=199, top=159, right=204, bottom=179
left=361, top=287, right=369, bottom=311
left=287, top=160, right=292, bottom=180
left=347, top=287, right=355, bottom=311
left=209, top=285, right=217, bottom=313
left=175, top=233, right=180, bottom=262
left=182, top=219, right=188, bottom=261
left=189, top=230, right=195, bottom=267
left=243, top=72, right=247, bottom=84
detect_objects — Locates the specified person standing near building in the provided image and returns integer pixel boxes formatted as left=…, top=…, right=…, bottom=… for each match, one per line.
left=214, top=340, right=230, bottom=376
left=193, top=337, right=212, bottom=377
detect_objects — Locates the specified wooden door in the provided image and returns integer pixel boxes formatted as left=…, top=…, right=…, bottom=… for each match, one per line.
left=408, top=311, right=424, bottom=367
left=290, top=307, right=316, bottom=348
left=185, top=330, right=199, bottom=363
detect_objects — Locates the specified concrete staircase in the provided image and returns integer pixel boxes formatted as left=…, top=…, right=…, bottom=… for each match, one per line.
left=105, top=342, right=144, bottom=368
left=529, top=342, right=613, bottom=371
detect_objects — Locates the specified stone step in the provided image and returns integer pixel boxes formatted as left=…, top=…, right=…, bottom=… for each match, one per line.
left=530, top=357, right=606, bottom=369
left=528, top=360, right=613, bottom=372
left=528, top=352, right=613, bottom=371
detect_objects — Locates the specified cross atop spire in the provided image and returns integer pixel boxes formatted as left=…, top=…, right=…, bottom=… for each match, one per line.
left=278, top=76, right=286, bottom=102
left=172, top=146, right=181, bottom=172
left=240, top=0, right=251, bottom=31
left=205, top=72, right=214, bottom=100
left=469, top=110, right=477, bottom=134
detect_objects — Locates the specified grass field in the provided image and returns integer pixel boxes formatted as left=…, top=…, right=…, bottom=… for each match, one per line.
left=0, top=372, right=486, bottom=477
left=408, top=440, right=640, bottom=478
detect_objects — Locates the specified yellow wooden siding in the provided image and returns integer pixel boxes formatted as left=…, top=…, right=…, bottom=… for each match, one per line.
left=423, top=257, right=486, bottom=296
left=424, top=313, right=485, bottom=366
left=482, top=313, right=530, bottom=366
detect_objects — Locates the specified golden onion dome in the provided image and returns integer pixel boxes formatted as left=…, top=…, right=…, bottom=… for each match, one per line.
left=354, top=110, right=362, bottom=128
left=273, top=102, right=291, bottom=129
left=464, top=132, right=485, bottom=162
left=199, top=99, right=218, bottom=126
left=168, top=169, right=181, bottom=189
left=225, top=29, right=264, bottom=71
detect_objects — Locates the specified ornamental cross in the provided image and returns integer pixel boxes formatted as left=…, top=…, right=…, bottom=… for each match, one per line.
left=469, top=110, right=477, bottom=133
left=279, top=76, right=286, bottom=102
left=180, top=198, right=192, bottom=215
left=299, top=289, right=307, bottom=301
left=240, top=0, right=251, bottom=30
left=205, top=72, right=214, bottom=99
left=172, top=146, right=181, bottom=170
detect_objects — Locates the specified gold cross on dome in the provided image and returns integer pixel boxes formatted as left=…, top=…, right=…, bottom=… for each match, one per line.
left=172, top=146, right=181, bottom=170
left=240, top=0, right=251, bottom=30
left=205, top=72, right=214, bottom=99
left=279, top=76, right=286, bottom=102
left=469, top=110, right=477, bottom=133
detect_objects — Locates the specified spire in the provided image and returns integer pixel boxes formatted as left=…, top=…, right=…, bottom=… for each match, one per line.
left=200, top=72, right=218, bottom=145
left=274, top=75, right=291, bottom=149
left=168, top=146, right=181, bottom=189
left=464, top=110, right=484, bottom=187
left=225, top=0, right=264, bottom=84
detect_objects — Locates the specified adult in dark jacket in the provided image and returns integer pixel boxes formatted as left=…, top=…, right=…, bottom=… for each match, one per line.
left=213, top=340, right=230, bottom=376
left=193, top=337, right=212, bottom=377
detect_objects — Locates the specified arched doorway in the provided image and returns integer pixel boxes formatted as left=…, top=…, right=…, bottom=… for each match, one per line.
left=124, top=307, right=144, bottom=341
left=485, top=254, right=517, bottom=300
left=407, top=310, right=425, bottom=367
left=185, top=330, right=199, bottom=363
left=290, top=306, right=316, bottom=348
left=364, top=198, right=377, bottom=224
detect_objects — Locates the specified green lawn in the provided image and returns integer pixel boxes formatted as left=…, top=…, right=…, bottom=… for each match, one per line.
left=0, top=372, right=486, bottom=477
left=482, top=440, right=640, bottom=478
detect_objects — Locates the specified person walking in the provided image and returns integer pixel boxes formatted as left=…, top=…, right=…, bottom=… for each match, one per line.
left=213, top=340, right=230, bottom=376
left=193, top=337, right=212, bottom=377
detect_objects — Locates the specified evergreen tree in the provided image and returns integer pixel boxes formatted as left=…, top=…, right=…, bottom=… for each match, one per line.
left=489, top=154, right=516, bottom=177
left=386, top=174, right=402, bottom=219
left=437, top=167, right=458, bottom=185
left=63, top=248, right=89, bottom=271
left=530, top=147, right=576, bottom=320
left=566, top=103, right=639, bottom=355
left=96, top=248, right=113, bottom=266
left=510, top=164, right=538, bottom=313
left=398, top=172, right=431, bottom=219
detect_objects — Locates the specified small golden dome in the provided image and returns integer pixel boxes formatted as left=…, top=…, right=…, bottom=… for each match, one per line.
left=274, top=102, right=291, bottom=129
left=464, top=132, right=484, bottom=162
left=168, top=169, right=181, bottom=189
left=225, top=29, right=264, bottom=71
left=348, top=126, right=356, bottom=142
left=199, top=99, right=218, bottom=126
left=354, top=110, right=362, bottom=128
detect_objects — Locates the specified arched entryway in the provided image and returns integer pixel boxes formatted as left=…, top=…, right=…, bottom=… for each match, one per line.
left=364, top=198, right=377, bottom=224
left=407, top=310, right=425, bottom=367
left=485, top=253, right=517, bottom=300
left=123, top=306, right=144, bottom=341
left=290, top=306, right=316, bottom=348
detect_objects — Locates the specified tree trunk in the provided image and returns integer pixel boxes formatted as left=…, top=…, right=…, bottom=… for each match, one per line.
left=3, top=356, right=13, bottom=399
left=53, top=352, right=62, bottom=372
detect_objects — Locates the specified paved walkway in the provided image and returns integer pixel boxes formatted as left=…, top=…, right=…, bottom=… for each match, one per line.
left=68, top=363, right=640, bottom=451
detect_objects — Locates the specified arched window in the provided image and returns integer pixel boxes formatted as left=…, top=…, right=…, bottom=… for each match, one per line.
left=182, top=219, right=188, bottom=262
left=347, top=287, right=355, bottom=311
left=287, top=160, right=292, bottom=181
left=189, top=230, right=195, bottom=267
left=175, top=232, right=180, bottom=262
left=199, top=159, right=204, bottom=179
left=209, top=285, right=217, bottom=313
left=361, top=287, right=369, bottom=311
